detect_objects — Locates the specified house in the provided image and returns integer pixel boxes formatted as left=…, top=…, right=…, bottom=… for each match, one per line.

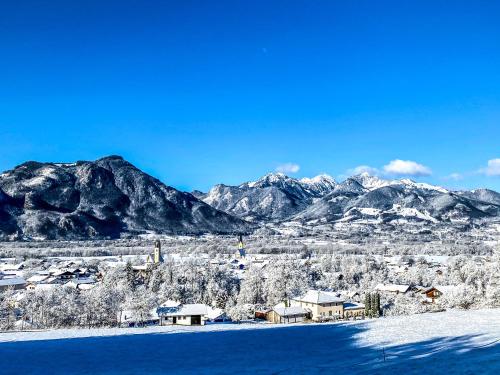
left=0, top=277, right=26, bottom=291
left=26, top=274, right=50, bottom=284
left=255, top=308, right=272, bottom=320
left=375, top=283, right=410, bottom=294
left=420, top=287, right=443, bottom=303
left=158, top=303, right=223, bottom=326
left=52, top=270, right=78, bottom=283
left=343, top=302, right=365, bottom=319
left=65, top=277, right=96, bottom=290
left=290, top=290, right=344, bottom=321
left=267, top=306, right=310, bottom=324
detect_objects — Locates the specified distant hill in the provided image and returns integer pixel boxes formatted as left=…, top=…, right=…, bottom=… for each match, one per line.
left=0, top=156, right=252, bottom=240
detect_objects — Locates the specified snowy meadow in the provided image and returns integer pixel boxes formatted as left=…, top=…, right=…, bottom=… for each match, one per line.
left=0, top=309, right=499, bottom=374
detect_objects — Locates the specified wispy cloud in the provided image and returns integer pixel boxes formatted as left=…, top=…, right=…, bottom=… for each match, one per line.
left=443, top=173, right=463, bottom=181
left=276, top=162, right=300, bottom=174
left=383, top=159, right=432, bottom=176
left=478, top=158, right=500, bottom=176
left=347, top=165, right=381, bottom=176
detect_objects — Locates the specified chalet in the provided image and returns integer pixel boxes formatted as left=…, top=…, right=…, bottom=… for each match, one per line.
left=158, top=303, right=224, bottom=326
left=267, top=306, right=310, bottom=324
left=420, top=287, right=443, bottom=303
left=290, top=290, right=344, bottom=321
left=0, top=277, right=26, bottom=292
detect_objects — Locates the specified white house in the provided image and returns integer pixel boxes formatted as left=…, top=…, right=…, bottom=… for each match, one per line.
left=290, top=290, right=344, bottom=321
left=158, top=303, right=224, bottom=326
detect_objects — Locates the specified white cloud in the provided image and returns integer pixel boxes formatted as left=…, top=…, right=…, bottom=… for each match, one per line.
left=383, top=159, right=432, bottom=176
left=443, top=173, right=463, bottom=181
left=348, top=165, right=380, bottom=176
left=479, top=158, right=500, bottom=176
left=276, top=163, right=300, bottom=174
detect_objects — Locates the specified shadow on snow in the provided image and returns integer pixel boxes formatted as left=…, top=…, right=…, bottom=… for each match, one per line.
left=0, top=323, right=499, bottom=374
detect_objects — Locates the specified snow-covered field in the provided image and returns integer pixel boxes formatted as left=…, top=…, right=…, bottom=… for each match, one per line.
left=0, top=309, right=499, bottom=374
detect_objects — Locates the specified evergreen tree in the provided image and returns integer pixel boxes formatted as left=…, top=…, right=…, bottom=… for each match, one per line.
left=374, top=293, right=381, bottom=317
left=371, top=293, right=379, bottom=317
left=364, top=293, right=371, bottom=317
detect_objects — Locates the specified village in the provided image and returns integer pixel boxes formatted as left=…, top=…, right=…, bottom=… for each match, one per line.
left=1, top=236, right=499, bottom=331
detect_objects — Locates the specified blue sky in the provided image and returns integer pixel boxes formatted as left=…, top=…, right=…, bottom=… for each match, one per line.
left=0, top=1, right=499, bottom=192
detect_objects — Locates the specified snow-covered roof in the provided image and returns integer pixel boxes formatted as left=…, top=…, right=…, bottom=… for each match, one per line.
left=52, top=270, right=75, bottom=277
left=344, top=302, right=365, bottom=310
left=71, top=277, right=95, bottom=284
left=161, top=304, right=213, bottom=317
left=292, top=290, right=344, bottom=304
left=0, top=277, right=26, bottom=287
left=26, top=274, right=50, bottom=283
left=273, top=306, right=309, bottom=317
left=65, top=278, right=96, bottom=289
left=375, top=283, right=410, bottom=293
left=160, top=300, right=181, bottom=308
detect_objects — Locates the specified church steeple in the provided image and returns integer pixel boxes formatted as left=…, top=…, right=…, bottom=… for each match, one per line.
left=238, top=234, right=246, bottom=258
left=153, top=240, right=163, bottom=264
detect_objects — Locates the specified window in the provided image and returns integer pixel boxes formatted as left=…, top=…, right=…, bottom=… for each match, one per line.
left=329, top=311, right=332, bottom=316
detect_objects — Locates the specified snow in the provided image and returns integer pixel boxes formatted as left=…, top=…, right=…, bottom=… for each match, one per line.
left=294, top=289, right=344, bottom=304
left=399, top=179, right=449, bottom=193
left=273, top=306, right=309, bottom=316
left=375, top=283, right=410, bottom=293
left=0, top=309, right=499, bottom=374
left=299, top=174, right=336, bottom=185
left=0, top=277, right=26, bottom=287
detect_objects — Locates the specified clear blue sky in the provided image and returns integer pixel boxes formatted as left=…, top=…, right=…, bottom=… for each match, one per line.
left=1, top=1, right=499, bottom=192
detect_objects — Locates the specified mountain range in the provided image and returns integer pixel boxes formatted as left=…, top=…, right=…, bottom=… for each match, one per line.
left=198, top=171, right=500, bottom=226
left=0, top=156, right=499, bottom=240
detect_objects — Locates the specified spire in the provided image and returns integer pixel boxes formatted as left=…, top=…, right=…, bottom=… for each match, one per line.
left=238, top=234, right=246, bottom=258
left=154, top=240, right=163, bottom=264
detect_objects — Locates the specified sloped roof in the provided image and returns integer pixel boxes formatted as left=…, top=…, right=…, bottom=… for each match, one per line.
left=161, top=304, right=212, bottom=317
left=27, top=274, right=50, bottom=283
left=0, top=277, right=26, bottom=287
left=273, top=306, right=309, bottom=317
left=375, top=283, right=410, bottom=293
left=293, top=290, right=344, bottom=304
left=344, top=302, right=365, bottom=310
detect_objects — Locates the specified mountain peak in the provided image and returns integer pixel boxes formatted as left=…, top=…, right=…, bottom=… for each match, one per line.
left=300, top=174, right=336, bottom=185
left=246, top=172, right=292, bottom=188
left=350, top=173, right=393, bottom=191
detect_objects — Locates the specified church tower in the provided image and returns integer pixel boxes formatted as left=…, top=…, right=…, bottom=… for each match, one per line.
left=238, top=234, right=246, bottom=258
left=153, top=239, right=163, bottom=264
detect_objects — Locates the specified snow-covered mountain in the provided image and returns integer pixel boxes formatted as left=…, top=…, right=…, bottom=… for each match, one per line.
left=201, top=172, right=500, bottom=226
left=201, top=173, right=335, bottom=222
left=299, top=174, right=337, bottom=196
left=0, top=156, right=252, bottom=240
left=1, top=157, right=499, bottom=241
